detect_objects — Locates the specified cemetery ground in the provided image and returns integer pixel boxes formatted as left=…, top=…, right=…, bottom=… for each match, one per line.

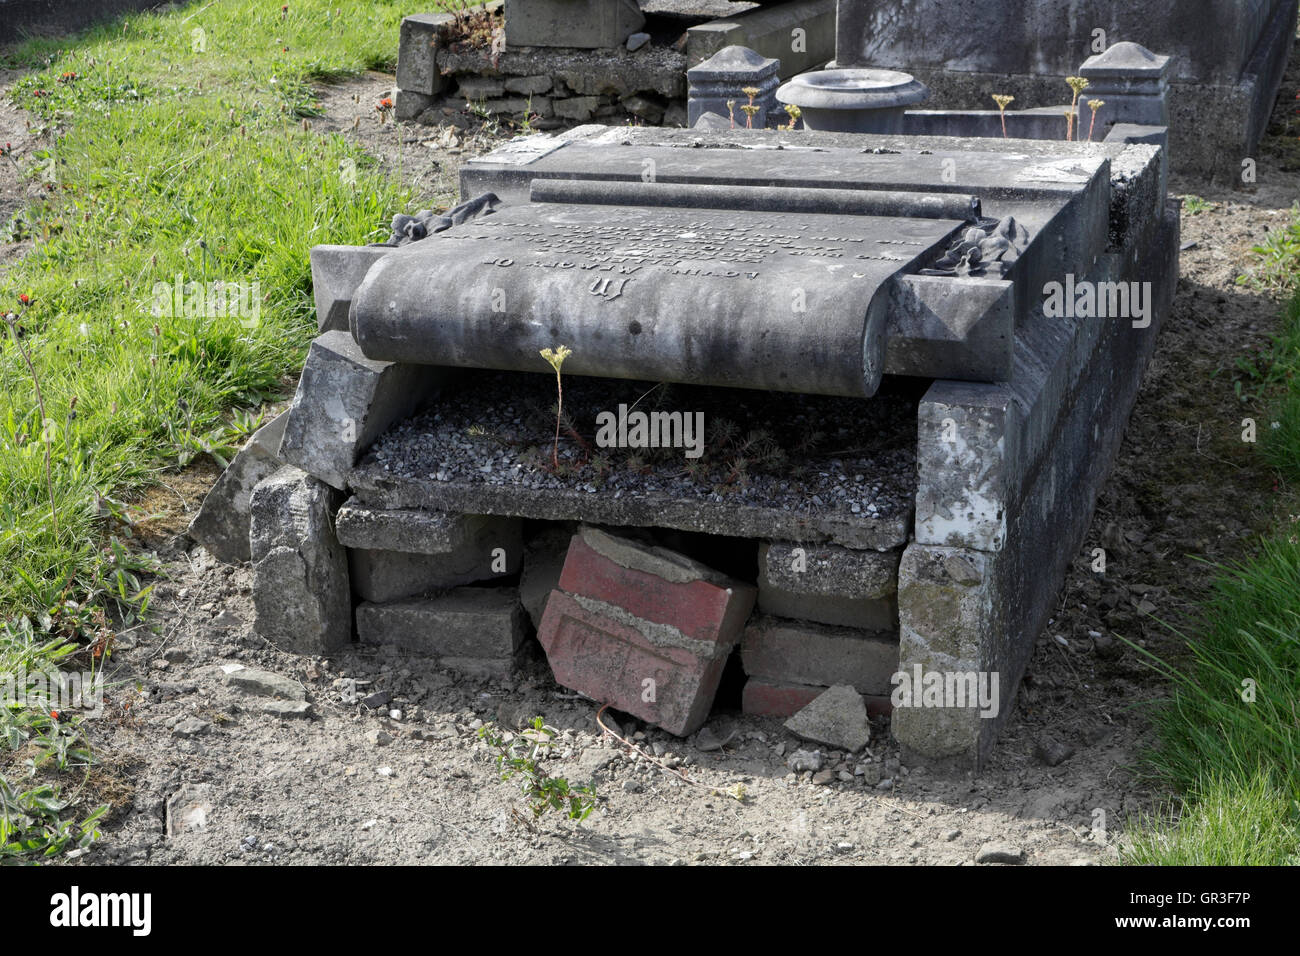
left=0, top=1, right=1297, bottom=865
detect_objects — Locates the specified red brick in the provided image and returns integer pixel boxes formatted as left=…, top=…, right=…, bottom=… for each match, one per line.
left=743, top=679, right=894, bottom=718
left=557, top=528, right=756, bottom=645
left=537, top=589, right=731, bottom=737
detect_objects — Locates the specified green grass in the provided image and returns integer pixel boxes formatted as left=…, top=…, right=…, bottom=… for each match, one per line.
left=1239, top=203, right=1300, bottom=295
left=1, top=0, right=425, bottom=617
left=1124, top=771, right=1300, bottom=866
left=1125, top=292, right=1300, bottom=865
left=0, top=0, right=446, bottom=862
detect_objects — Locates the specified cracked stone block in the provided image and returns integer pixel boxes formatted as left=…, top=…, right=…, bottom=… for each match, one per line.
left=536, top=527, right=756, bottom=736
left=278, top=331, right=447, bottom=490
left=356, top=588, right=524, bottom=677
left=310, top=246, right=391, bottom=334
left=188, top=411, right=288, bottom=564
left=741, top=614, right=898, bottom=696
left=249, top=465, right=350, bottom=655
left=757, top=541, right=899, bottom=630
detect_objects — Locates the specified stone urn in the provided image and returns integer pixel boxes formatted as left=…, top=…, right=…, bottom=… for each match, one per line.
left=776, top=68, right=929, bottom=133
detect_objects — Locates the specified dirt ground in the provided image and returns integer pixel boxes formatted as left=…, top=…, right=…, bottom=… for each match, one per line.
left=3, top=47, right=1299, bottom=864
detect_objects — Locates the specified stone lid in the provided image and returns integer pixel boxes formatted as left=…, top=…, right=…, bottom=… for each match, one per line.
left=1079, top=42, right=1172, bottom=80
left=687, top=44, right=779, bottom=82
left=776, top=69, right=930, bottom=111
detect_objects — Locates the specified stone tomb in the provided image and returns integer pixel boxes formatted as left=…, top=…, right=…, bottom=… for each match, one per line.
left=192, top=124, right=1176, bottom=768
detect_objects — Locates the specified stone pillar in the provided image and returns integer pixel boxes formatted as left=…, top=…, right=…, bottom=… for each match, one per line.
left=1078, top=41, right=1173, bottom=130
left=686, top=45, right=780, bottom=128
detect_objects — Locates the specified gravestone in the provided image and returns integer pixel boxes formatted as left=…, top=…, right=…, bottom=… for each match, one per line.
left=832, top=0, right=1298, bottom=180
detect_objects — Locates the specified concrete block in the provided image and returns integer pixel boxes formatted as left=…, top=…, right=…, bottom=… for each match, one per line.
left=188, top=412, right=288, bottom=564
left=249, top=465, right=350, bottom=655
left=278, top=331, right=446, bottom=490
left=309, top=245, right=391, bottom=334
left=757, top=542, right=899, bottom=630
left=1078, top=41, right=1172, bottom=128
left=784, top=684, right=871, bottom=752
left=553, top=95, right=601, bottom=121
left=397, top=13, right=452, bottom=96
left=356, top=588, right=525, bottom=670
left=741, top=615, right=898, bottom=695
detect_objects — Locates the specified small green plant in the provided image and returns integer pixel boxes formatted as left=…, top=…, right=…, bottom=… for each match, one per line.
left=1182, top=194, right=1214, bottom=215
left=539, top=344, right=572, bottom=470
left=725, top=99, right=736, bottom=129
left=992, top=94, right=1014, bottom=138
left=783, top=103, right=801, bottom=131
left=0, top=777, right=106, bottom=862
left=741, top=86, right=761, bottom=129
left=477, top=718, right=598, bottom=823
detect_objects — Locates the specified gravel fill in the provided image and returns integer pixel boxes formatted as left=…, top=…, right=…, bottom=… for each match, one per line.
left=358, top=370, right=921, bottom=522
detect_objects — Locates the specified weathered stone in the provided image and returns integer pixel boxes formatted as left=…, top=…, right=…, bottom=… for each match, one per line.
left=741, top=615, right=898, bottom=695
left=456, top=76, right=507, bottom=100
left=395, top=89, right=435, bottom=122
left=223, top=666, right=309, bottom=701
left=784, top=684, right=871, bottom=752
left=356, top=588, right=525, bottom=660
left=278, top=331, right=446, bottom=490
left=188, top=412, right=288, bottom=564
left=397, top=13, right=452, bottom=96
left=687, top=0, right=835, bottom=78
left=347, top=530, right=521, bottom=603
left=335, top=501, right=515, bottom=555
left=914, top=382, right=1018, bottom=552
left=621, top=93, right=664, bottom=123
left=504, top=0, right=644, bottom=49
left=504, top=74, right=553, bottom=95
left=975, top=841, right=1025, bottom=865
left=248, top=466, right=350, bottom=655
left=687, top=45, right=780, bottom=128
left=757, top=542, right=898, bottom=630
left=626, top=31, right=650, bottom=52
left=309, top=245, right=391, bottom=334
left=482, top=95, right=552, bottom=117
left=1078, top=41, right=1172, bottom=128
left=553, top=95, right=601, bottom=121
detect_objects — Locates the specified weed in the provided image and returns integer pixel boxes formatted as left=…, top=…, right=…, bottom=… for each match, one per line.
left=477, top=718, right=598, bottom=824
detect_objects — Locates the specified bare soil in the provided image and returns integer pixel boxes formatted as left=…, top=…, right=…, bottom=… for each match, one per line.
left=3, top=51, right=1299, bottom=864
